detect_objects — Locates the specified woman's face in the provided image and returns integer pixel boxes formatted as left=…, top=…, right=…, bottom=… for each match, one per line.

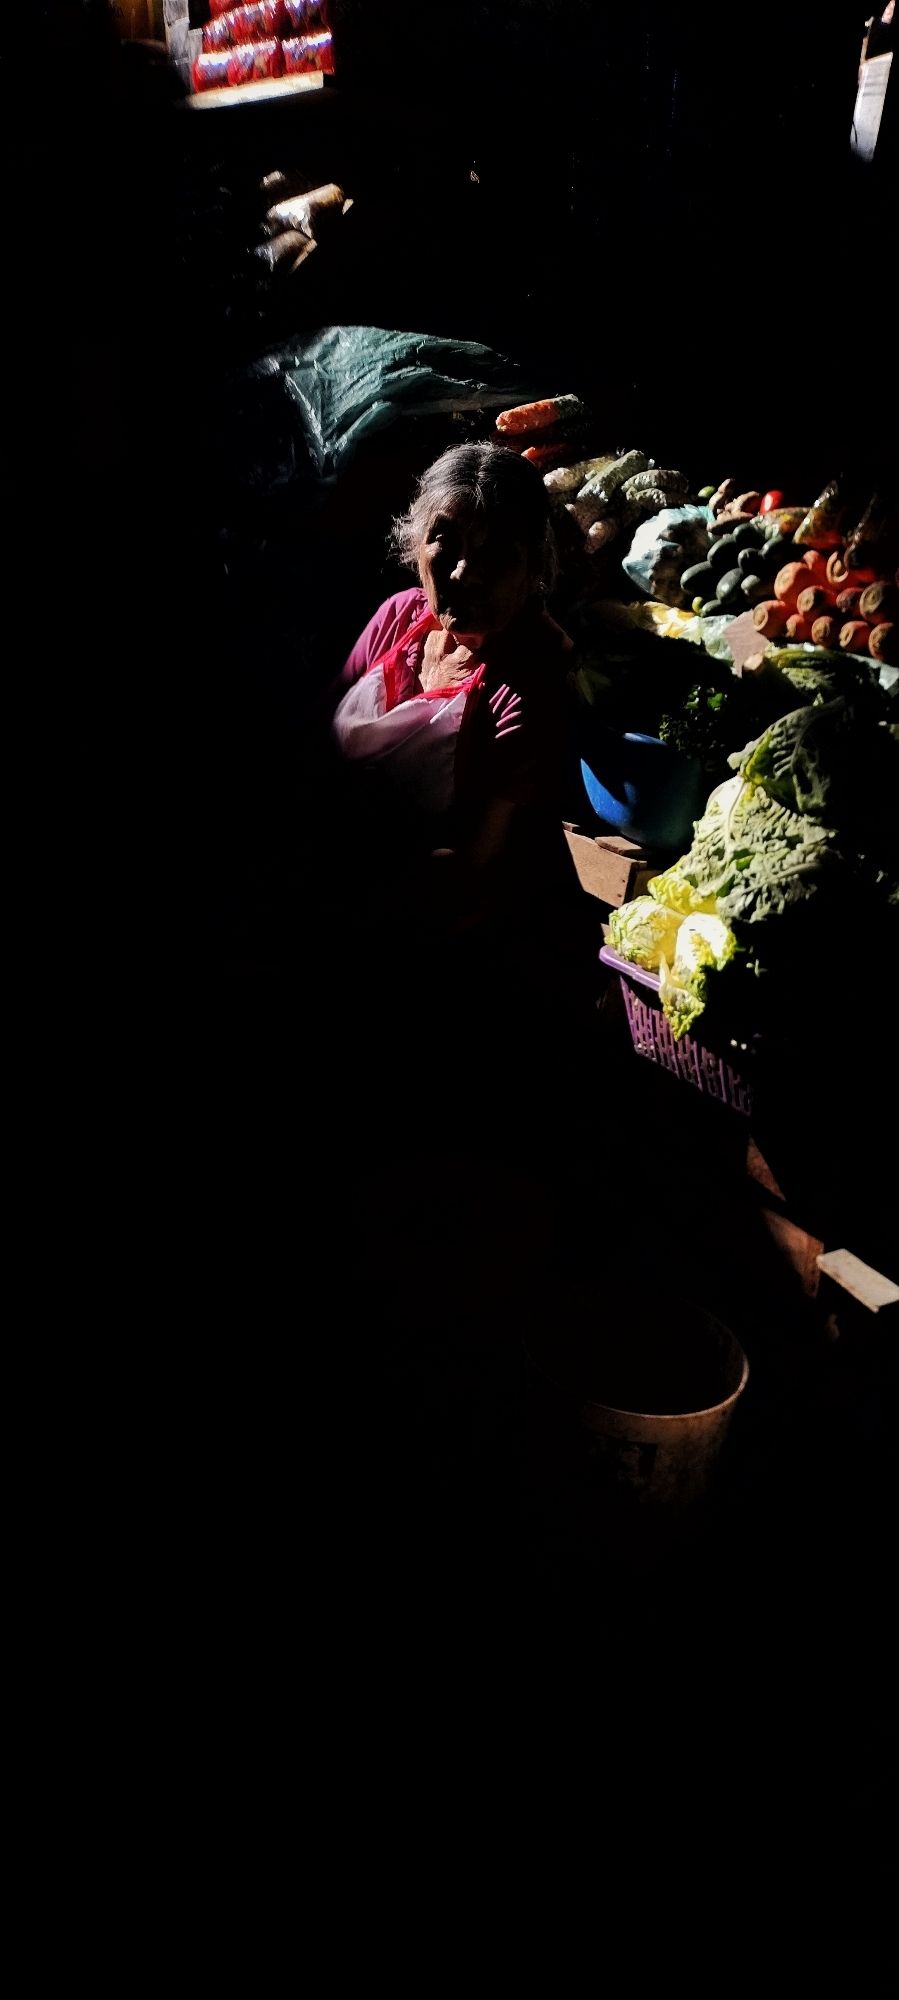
left=418, top=496, right=535, bottom=646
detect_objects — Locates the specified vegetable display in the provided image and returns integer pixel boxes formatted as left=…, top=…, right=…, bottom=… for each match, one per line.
left=610, top=672, right=898, bottom=1041
left=491, top=384, right=899, bottom=1057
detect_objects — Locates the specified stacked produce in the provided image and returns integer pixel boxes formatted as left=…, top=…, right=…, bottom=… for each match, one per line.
left=254, top=177, right=353, bottom=279
left=192, top=0, right=333, bottom=94
left=493, top=398, right=696, bottom=560
left=689, top=476, right=899, bottom=661
left=608, top=636, right=898, bottom=1042
left=486, top=407, right=899, bottom=1050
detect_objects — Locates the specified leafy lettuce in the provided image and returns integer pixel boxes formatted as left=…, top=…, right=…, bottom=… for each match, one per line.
left=658, top=914, right=736, bottom=1040
left=611, top=695, right=899, bottom=1037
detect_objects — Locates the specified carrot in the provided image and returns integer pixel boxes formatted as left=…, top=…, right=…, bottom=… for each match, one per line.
left=839, top=620, right=871, bottom=653
left=825, top=550, right=877, bottom=589
left=495, top=394, right=585, bottom=435
left=796, top=585, right=832, bottom=618
left=785, top=613, right=814, bottom=642
left=774, top=561, right=811, bottom=606
left=835, top=587, right=863, bottom=619
left=752, top=600, right=789, bottom=638
left=869, top=622, right=897, bottom=663
left=858, top=580, right=898, bottom=624
left=521, top=441, right=570, bottom=468
left=811, top=615, right=839, bottom=648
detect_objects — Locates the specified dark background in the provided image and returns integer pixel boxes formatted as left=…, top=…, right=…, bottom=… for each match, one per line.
left=13, top=16, right=897, bottom=1958
left=21, top=1, right=895, bottom=660
left=19, top=0, right=897, bottom=1324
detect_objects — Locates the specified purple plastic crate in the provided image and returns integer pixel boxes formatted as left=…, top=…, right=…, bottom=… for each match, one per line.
left=599, top=944, right=755, bottom=1116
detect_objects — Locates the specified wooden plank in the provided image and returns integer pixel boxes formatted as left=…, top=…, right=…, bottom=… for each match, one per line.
left=746, top=1138, right=786, bottom=1202
left=758, top=1209, right=825, bottom=1297
left=816, top=1248, right=899, bottom=1314
left=183, top=71, right=327, bottom=110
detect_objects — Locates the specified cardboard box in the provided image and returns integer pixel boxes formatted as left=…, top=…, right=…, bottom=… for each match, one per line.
left=563, top=825, right=656, bottom=907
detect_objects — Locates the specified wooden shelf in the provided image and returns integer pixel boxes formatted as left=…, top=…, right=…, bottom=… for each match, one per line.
left=183, top=70, right=332, bottom=111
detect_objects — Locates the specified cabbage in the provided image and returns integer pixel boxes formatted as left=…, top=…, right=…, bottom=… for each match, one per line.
left=674, top=913, right=736, bottom=974
left=648, top=861, right=717, bottom=917
left=607, top=895, right=683, bottom=970
left=659, top=913, right=736, bottom=1040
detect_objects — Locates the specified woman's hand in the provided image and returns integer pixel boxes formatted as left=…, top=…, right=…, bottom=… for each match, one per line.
left=418, top=629, right=475, bottom=693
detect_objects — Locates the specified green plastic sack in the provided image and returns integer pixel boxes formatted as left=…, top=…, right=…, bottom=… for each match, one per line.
left=250, top=324, right=540, bottom=482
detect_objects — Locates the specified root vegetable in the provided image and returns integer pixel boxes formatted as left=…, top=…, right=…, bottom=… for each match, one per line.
left=774, top=561, right=811, bottom=605
left=858, top=580, right=899, bottom=624
left=708, top=476, right=740, bottom=515
left=521, top=442, right=570, bottom=468
left=496, top=394, right=584, bottom=434
left=825, top=550, right=877, bottom=590
left=796, top=585, right=832, bottom=618
left=564, top=499, right=600, bottom=533
left=586, top=518, right=618, bottom=551
left=752, top=600, right=790, bottom=637
left=543, top=455, right=619, bottom=495
left=868, top=622, right=897, bottom=663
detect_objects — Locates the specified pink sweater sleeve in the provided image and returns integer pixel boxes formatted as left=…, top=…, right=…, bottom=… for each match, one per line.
left=335, top=589, right=428, bottom=698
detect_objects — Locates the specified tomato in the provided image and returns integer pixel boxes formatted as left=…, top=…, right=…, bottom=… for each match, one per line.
left=760, top=490, right=784, bottom=514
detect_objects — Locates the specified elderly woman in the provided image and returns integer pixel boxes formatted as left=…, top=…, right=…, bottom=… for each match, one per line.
left=331, top=441, right=588, bottom=945
left=314, top=439, right=606, bottom=1157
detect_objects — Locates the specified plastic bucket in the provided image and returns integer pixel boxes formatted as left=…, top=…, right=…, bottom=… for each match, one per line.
left=578, top=726, right=704, bottom=849
left=526, top=1281, right=749, bottom=1535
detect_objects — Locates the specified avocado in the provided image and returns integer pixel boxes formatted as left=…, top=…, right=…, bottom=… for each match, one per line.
left=680, top=560, right=716, bottom=598
left=757, top=536, right=793, bottom=576
left=707, top=536, right=738, bottom=574
left=738, top=545, right=761, bottom=576
left=732, top=521, right=763, bottom=551
left=700, top=599, right=723, bottom=618
left=716, top=567, right=744, bottom=604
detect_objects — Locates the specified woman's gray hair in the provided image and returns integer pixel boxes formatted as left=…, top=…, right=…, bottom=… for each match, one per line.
left=390, top=441, right=558, bottom=595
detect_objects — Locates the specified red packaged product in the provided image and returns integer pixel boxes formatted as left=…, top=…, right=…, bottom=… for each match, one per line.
left=227, top=38, right=285, bottom=84
left=202, top=1, right=287, bottom=51
left=281, top=29, right=334, bottom=73
left=192, top=48, right=234, bottom=91
left=283, top=0, right=329, bottom=29
left=208, top=0, right=238, bottom=14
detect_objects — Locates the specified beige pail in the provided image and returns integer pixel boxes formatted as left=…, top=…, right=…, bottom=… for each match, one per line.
left=526, top=1281, right=749, bottom=1534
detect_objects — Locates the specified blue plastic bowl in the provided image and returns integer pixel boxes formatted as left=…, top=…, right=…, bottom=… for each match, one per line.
left=579, top=728, right=704, bottom=851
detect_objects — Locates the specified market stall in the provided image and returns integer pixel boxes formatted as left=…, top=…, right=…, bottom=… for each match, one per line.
left=53, top=5, right=898, bottom=1312
left=475, top=391, right=898, bottom=1253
